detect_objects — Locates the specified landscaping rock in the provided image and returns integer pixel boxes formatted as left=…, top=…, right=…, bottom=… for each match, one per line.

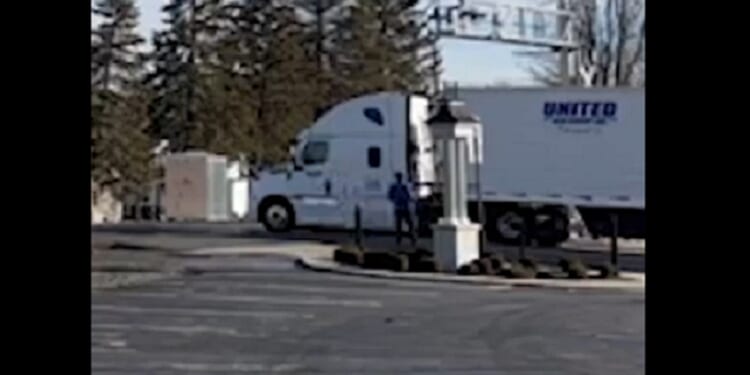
left=477, top=258, right=497, bottom=275
left=507, top=262, right=537, bottom=279
left=457, top=262, right=480, bottom=275
left=535, top=265, right=555, bottom=279
left=333, top=246, right=364, bottom=266
left=487, top=254, right=506, bottom=272
left=519, top=258, right=538, bottom=271
left=592, top=263, right=618, bottom=279
left=563, top=258, right=589, bottom=279
left=362, top=251, right=409, bottom=272
left=410, top=257, right=442, bottom=273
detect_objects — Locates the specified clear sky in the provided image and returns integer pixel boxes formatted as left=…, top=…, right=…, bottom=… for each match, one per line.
left=96, top=0, right=553, bottom=86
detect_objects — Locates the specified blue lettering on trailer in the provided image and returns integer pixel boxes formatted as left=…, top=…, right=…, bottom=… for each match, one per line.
left=543, top=101, right=617, bottom=125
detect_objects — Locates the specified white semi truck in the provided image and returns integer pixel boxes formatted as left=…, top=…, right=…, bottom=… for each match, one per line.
left=249, top=87, right=644, bottom=246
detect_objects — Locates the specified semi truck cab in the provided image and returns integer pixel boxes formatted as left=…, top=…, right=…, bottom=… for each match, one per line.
left=249, top=92, right=436, bottom=232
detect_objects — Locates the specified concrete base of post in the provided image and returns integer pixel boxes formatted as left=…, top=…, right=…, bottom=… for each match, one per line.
left=432, top=220, right=482, bottom=272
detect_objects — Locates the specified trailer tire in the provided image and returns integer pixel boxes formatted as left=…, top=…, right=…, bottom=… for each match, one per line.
left=487, top=207, right=527, bottom=245
left=259, top=198, right=295, bottom=233
left=533, top=207, right=569, bottom=247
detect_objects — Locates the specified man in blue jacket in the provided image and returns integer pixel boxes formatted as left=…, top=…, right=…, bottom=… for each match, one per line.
left=388, top=172, right=416, bottom=247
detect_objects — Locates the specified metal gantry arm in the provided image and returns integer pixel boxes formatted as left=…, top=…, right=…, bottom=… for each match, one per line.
left=420, top=0, right=580, bottom=89
left=427, top=0, right=578, bottom=50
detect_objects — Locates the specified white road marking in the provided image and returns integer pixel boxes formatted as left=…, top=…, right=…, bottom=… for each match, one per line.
left=158, top=280, right=442, bottom=298
left=482, top=285, right=513, bottom=291
left=91, top=322, right=267, bottom=338
left=256, top=283, right=439, bottom=298
left=91, top=361, right=303, bottom=372
left=91, top=331, right=121, bottom=338
left=106, top=340, right=127, bottom=348
left=104, top=291, right=383, bottom=308
left=91, top=304, right=315, bottom=319
left=91, top=337, right=129, bottom=349
left=90, top=346, right=136, bottom=354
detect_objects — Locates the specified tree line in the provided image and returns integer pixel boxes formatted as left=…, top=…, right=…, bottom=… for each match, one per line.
left=91, top=0, right=646, bottom=198
left=91, top=0, right=437, bottom=197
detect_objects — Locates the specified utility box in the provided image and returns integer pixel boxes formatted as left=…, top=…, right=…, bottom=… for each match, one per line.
left=164, top=152, right=229, bottom=222
left=226, top=161, right=250, bottom=220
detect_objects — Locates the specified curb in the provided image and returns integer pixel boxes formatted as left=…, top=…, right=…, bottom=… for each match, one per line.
left=560, top=239, right=645, bottom=256
left=561, top=246, right=645, bottom=256
left=98, top=240, right=645, bottom=291
left=92, top=222, right=261, bottom=236
left=297, top=256, right=645, bottom=292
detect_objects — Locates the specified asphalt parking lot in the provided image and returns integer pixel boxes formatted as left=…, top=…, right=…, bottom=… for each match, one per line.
left=92, top=236, right=644, bottom=375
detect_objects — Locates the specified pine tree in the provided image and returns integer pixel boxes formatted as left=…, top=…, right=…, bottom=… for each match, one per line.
left=92, top=0, right=144, bottom=91
left=222, top=0, right=319, bottom=165
left=332, top=0, right=434, bottom=98
left=147, top=0, right=227, bottom=153
left=293, top=0, right=348, bottom=111
left=91, top=0, right=153, bottom=198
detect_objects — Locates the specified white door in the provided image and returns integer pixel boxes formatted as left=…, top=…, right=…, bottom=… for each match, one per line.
left=340, top=139, right=395, bottom=231
left=294, top=139, right=345, bottom=227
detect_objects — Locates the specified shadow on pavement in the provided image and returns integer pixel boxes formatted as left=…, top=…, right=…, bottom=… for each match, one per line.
left=92, top=222, right=645, bottom=272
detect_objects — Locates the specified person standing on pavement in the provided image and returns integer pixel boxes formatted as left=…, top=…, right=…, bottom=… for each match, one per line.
left=388, top=172, right=416, bottom=247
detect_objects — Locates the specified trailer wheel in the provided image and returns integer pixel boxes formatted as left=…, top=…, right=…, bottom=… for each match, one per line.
left=488, top=208, right=527, bottom=245
left=533, top=207, right=569, bottom=247
left=259, top=198, right=295, bottom=233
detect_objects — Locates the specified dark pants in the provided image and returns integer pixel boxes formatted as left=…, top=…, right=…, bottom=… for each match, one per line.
left=395, top=208, right=416, bottom=246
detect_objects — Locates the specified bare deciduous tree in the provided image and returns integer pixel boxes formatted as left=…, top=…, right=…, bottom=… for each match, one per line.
left=522, top=0, right=645, bottom=87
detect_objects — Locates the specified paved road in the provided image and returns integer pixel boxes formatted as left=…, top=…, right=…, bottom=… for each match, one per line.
left=92, top=239, right=644, bottom=374
left=93, top=223, right=645, bottom=272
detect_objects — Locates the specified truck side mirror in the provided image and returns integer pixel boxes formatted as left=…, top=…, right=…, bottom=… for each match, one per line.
left=288, top=151, right=304, bottom=172
left=287, top=140, right=303, bottom=171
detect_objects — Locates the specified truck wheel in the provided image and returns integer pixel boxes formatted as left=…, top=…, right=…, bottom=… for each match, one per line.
left=260, top=199, right=295, bottom=232
left=489, top=209, right=526, bottom=245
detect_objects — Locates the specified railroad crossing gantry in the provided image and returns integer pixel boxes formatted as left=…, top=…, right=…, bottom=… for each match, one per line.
left=422, top=0, right=580, bottom=88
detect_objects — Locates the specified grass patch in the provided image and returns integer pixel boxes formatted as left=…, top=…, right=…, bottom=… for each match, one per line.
left=559, top=258, right=589, bottom=279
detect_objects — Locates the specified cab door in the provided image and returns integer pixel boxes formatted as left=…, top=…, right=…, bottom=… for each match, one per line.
left=293, top=138, right=345, bottom=227
left=339, top=139, right=394, bottom=231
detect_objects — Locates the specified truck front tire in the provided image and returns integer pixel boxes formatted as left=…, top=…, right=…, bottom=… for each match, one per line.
left=259, top=198, right=295, bottom=233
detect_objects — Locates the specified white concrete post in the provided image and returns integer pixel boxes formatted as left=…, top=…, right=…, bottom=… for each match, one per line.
left=455, top=138, right=468, bottom=223
left=442, top=138, right=458, bottom=222
left=427, top=99, right=483, bottom=272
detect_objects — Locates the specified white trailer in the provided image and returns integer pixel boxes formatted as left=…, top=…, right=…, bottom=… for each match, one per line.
left=249, top=88, right=645, bottom=245
left=456, top=87, right=645, bottom=244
